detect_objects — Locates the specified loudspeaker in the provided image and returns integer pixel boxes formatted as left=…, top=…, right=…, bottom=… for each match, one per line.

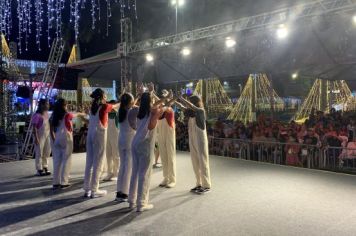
left=16, top=86, right=31, bottom=99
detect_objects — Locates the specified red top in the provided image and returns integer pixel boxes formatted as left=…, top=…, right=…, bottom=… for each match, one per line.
left=99, top=104, right=113, bottom=128
left=160, top=108, right=175, bottom=128
left=64, top=113, right=74, bottom=132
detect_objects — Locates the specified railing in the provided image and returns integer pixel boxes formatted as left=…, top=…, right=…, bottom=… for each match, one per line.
left=177, top=136, right=356, bottom=173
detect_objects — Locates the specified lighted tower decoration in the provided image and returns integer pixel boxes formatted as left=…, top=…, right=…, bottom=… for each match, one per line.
left=194, top=78, right=233, bottom=116
left=228, top=74, right=284, bottom=123
left=294, top=79, right=354, bottom=123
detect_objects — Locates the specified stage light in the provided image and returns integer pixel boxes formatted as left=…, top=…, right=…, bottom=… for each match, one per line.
left=171, top=0, right=185, bottom=7
left=276, top=24, right=289, bottom=39
left=225, top=37, right=236, bottom=48
left=292, top=73, right=298, bottom=80
left=146, top=54, right=154, bottom=62
left=353, top=15, right=356, bottom=25
left=181, top=47, right=191, bottom=56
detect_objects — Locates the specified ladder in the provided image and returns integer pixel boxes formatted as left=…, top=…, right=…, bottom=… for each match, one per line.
left=21, top=38, right=64, bottom=159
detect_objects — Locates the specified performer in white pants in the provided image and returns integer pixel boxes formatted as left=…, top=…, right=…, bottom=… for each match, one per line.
left=103, top=100, right=120, bottom=181
left=115, top=93, right=138, bottom=202
left=157, top=90, right=177, bottom=188
left=83, top=89, right=120, bottom=198
left=50, top=98, right=86, bottom=189
left=129, top=91, right=165, bottom=212
left=177, top=95, right=211, bottom=194
left=32, top=99, right=51, bottom=176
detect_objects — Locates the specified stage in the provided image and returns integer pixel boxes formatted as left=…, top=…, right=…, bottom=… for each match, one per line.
left=1, top=152, right=356, bottom=236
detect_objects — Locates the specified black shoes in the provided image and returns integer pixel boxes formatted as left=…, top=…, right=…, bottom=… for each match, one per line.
left=36, top=170, right=46, bottom=176
left=190, top=186, right=202, bottom=192
left=190, top=186, right=211, bottom=194
left=115, top=192, right=128, bottom=203
left=60, top=184, right=71, bottom=189
left=52, top=184, right=61, bottom=190
left=44, top=168, right=51, bottom=176
left=196, top=187, right=211, bottom=194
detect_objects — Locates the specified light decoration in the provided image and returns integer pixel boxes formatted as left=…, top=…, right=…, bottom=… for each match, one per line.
left=294, top=79, right=355, bottom=123
left=292, top=73, right=298, bottom=80
left=0, top=0, right=137, bottom=53
left=353, top=15, right=356, bottom=25
left=228, top=74, right=284, bottom=124
left=194, top=78, right=233, bottom=116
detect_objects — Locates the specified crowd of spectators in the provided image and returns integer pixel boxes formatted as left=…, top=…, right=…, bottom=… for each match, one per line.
left=175, top=108, right=356, bottom=168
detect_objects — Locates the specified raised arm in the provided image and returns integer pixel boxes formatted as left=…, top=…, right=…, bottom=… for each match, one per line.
left=179, top=96, right=199, bottom=111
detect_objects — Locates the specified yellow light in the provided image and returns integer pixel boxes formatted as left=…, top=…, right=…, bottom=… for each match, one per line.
left=225, top=37, right=236, bottom=48
left=292, top=73, right=298, bottom=80
left=353, top=15, right=356, bottom=25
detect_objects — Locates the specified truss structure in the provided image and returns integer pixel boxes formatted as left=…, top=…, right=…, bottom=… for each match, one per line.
left=228, top=74, right=284, bottom=123
left=127, top=0, right=356, bottom=54
left=118, top=18, right=133, bottom=92
left=294, top=79, right=354, bottom=122
left=194, top=79, right=232, bottom=116
left=21, top=38, right=64, bottom=158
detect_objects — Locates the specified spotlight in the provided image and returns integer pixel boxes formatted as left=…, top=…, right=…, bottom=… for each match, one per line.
left=225, top=37, right=236, bottom=48
left=292, top=73, right=298, bottom=80
left=146, top=54, right=154, bottom=62
left=181, top=47, right=191, bottom=56
left=353, top=15, right=356, bottom=25
left=171, top=0, right=185, bottom=6
left=276, top=24, right=289, bottom=39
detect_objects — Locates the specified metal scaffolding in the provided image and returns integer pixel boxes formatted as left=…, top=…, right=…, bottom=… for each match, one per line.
left=127, top=0, right=356, bottom=54
left=21, top=38, right=65, bottom=158
left=119, top=18, right=133, bottom=92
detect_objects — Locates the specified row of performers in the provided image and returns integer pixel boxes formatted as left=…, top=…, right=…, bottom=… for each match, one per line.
left=31, top=84, right=211, bottom=212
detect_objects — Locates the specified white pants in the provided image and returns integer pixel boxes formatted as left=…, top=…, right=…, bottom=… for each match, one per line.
left=189, top=129, right=211, bottom=189
left=52, top=141, right=73, bottom=185
left=157, top=134, right=176, bottom=185
left=116, top=147, right=132, bottom=194
left=129, top=141, right=154, bottom=207
left=106, top=138, right=119, bottom=176
left=35, top=136, right=51, bottom=171
left=84, top=131, right=106, bottom=192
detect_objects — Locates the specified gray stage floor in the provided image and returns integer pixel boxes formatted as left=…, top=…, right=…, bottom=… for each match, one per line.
left=1, top=152, right=356, bottom=236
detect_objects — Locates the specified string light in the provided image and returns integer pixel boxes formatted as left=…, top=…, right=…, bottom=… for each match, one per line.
left=0, top=0, right=137, bottom=53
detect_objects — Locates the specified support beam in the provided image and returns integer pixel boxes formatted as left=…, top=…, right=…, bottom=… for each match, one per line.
left=128, top=0, right=356, bottom=54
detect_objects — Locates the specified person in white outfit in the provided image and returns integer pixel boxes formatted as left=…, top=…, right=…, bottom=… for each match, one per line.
left=115, top=93, right=139, bottom=202
left=177, top=95, right=211, bottom=194
left=50, top=98, right=86, bottom=189
left=157, top=90, right=177, bottom=188
left=32, top=99, right=51, bottom=176
left=103, top=100, right=120, bottom=181
left=129, top=91, right=166, bottom=212
left=83, top=89, right=120, bottom=198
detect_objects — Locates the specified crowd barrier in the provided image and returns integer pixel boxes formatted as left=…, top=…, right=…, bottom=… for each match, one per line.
left=176, top=136, right=356, bottom=172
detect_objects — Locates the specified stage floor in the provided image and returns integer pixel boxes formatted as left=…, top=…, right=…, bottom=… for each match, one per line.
left=1, top=152, right=356, bottom=236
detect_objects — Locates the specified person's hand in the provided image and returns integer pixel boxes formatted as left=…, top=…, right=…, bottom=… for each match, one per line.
left=136, top=82, right=144, bottom=95
left=168, top=89, right=174, bottom=100
left=148, top=82, right=155, bottom=93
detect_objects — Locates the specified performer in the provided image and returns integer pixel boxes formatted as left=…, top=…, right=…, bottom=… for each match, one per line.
left=32, top=99, right=51, bottom=176
left=83, top=89, right=120, bottom=198
left=177, top=95, right=211, bottom=194
left=103, top=100, right=120, bottom=181
left=115, top=93, right=138, bottom=202
left=128, top=90, right=165, bottom=212
left=157, top=89, right=177, bottom=188
left=50, top=98, right=86, bottom=189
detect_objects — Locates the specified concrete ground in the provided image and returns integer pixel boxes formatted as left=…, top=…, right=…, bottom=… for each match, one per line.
left=1, top=152, right=356, bottom=236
